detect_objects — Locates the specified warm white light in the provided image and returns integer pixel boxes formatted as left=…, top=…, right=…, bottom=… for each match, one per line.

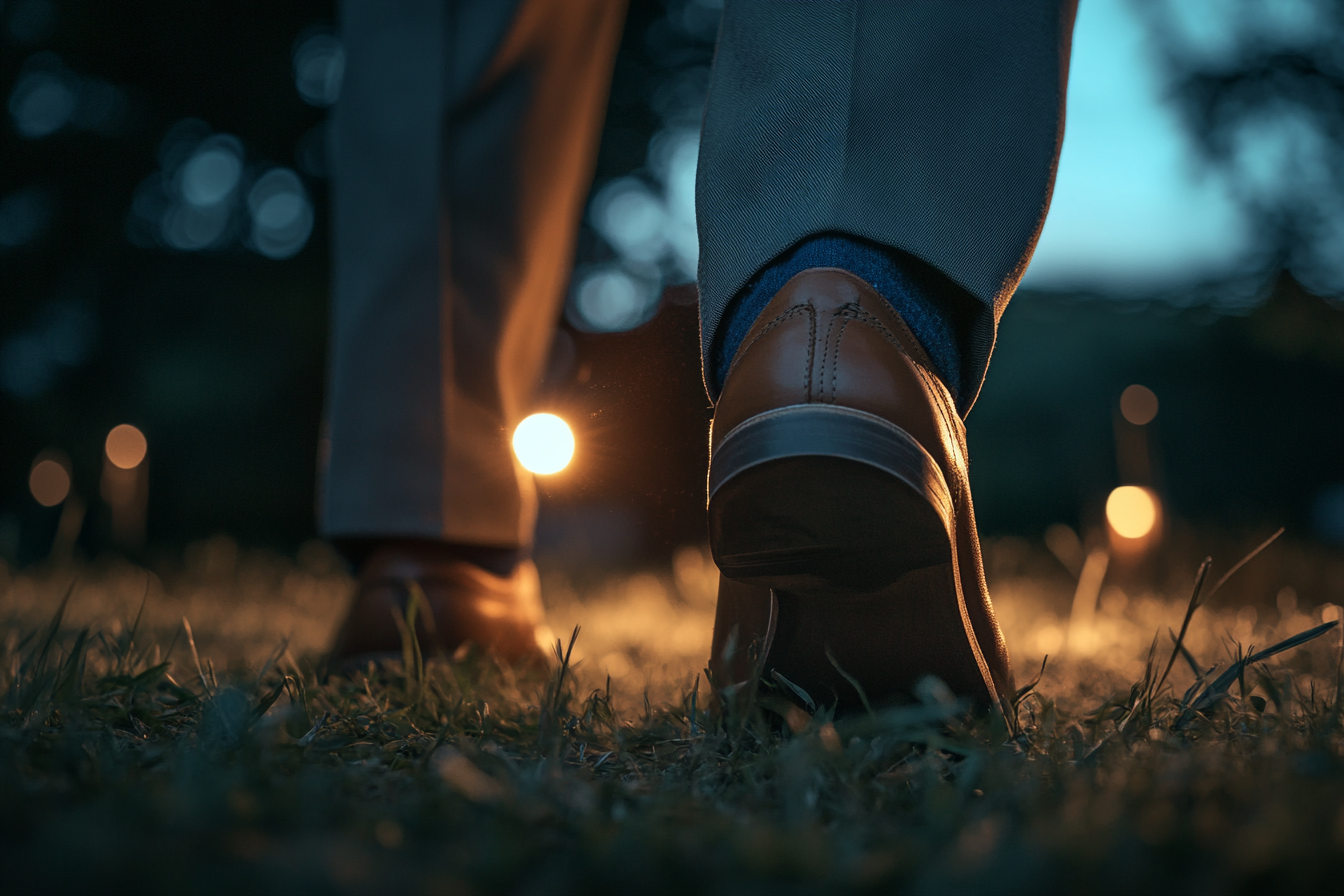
left=512, top=413, right=574, bottom=475
left=1107, top=486, right=1158, bottom=539
left=105, top=424, right=147, bottom=469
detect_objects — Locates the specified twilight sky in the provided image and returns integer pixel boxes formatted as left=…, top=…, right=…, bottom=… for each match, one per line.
left=1022, top=0, right=1251, bottom=293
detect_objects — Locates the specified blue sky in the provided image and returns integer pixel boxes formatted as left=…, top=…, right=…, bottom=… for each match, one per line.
left=1022, top=0, right=1250, bottom=293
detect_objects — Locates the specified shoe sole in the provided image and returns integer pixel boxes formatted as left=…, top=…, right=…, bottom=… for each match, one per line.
left=708, top=404, right=954, bottom=593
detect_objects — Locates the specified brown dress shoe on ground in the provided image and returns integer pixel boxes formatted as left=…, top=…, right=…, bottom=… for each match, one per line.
left=706, top=268, right=1012, bottom=711
left=329, top=541, right=550, bottom=671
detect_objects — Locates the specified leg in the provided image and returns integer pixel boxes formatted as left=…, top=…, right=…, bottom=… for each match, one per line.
left=701, top=0, right=1077, bottom=708
left=323, top=0, right=625, bottom=664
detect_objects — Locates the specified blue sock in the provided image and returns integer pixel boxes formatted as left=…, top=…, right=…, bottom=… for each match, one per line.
left=712, top=234, right=964, bottom=400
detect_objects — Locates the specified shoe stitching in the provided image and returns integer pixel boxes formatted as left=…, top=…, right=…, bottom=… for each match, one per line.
left=837, top=304, right=965, bottom=449
left=834, top=305, right=969, bottom=511
left=805, top=304, right=817, bottom=400
left=839, top=311, right=960, bottom=455
left=829, top=291, right=993, bottom=685
left=836, top=305, right=912, bottom=357
left=725, top=304, right=813, bottom=387
left=838, top=303, right=943, bottom=380
left=832, top=305, right=928, bottom=404
left=831, top=316, right=853, bottom=403
left=819, top=307, right=841, bottom=404
left=834, top=309, right=912, bottom=403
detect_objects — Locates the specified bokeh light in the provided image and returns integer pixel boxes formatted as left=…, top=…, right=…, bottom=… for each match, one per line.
left=161, top=135, right=244, bottom=249
left=1120, top=384, right=1159, bottom=425
left=7, top=52, right=126, bottom=139
left=1106, top=485, right=1159, bottom=539
left=29, top=457, right=70, bottom=507
left=180, top=139, right=243, bottom=207
left=573, top=265, right=660, bottom=332
left=292, top=32, right=345, bottom=107
left=575, top=127, right=700, bottom=333
left=247, top=168, right=313, bottom=259
left=128, top=123, right=313, bottom=259
left=591, top=177, right=668, bottom=264
left=161, top=200, right=230, bottom=250
left=647, top=127, right=699, bottom=277
left=105, top=424, right=147, bottom=469
left=129, top=125, right=247, bottom=251
left=8, top=65, right=75, bottom=138
left=513, top=414, right=575, bottom=475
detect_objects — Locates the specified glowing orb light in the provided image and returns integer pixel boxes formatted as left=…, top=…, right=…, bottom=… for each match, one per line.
left=1119, top=384, right=1159, bottom=425
left=1106, top=485, right=1158, bottom=539
left=105, top=424, right=148, bottom=469
left=512, top=413, right=574, bottom=475
left=29, top=459, right=71, bottom=507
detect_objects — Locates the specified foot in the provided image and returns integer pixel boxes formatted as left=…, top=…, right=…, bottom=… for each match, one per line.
left=328, top=541, right=550, bottom=671
left=706, top=268, right=1012, bottom=711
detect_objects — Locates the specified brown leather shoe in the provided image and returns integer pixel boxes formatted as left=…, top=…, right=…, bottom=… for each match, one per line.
left=329, top=542, right=550, bottom=671
left=706, top=268, right=1012, bottom=711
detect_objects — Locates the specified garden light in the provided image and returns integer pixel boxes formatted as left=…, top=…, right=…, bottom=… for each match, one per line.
left=29, top=458, right=71, bottom=507
left=1106, top=485, right=1158, bottom=539
left=512, top=413, right=574, bottom=475
left=105, top=424, right=148, bottom=469
left=1119, top=384, right=1158, bottom=426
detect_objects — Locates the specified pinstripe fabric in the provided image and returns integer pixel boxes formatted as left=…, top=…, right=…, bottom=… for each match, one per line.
left=696, top=0, right=1077, bottom=413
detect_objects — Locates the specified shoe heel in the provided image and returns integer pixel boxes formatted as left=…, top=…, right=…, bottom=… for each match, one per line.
left=708, top=404, right=954, bottom=592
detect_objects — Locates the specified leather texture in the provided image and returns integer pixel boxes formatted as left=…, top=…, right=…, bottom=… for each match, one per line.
left=328, top=542, right=549, bottom=670
left=707, top=268, right=1013, bottom=708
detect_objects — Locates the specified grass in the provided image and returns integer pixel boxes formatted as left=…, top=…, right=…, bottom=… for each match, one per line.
left=2, top=535, right=1343, bottom=893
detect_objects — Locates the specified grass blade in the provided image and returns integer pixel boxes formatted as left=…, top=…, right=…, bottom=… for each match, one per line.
left=51, top=627, right=89, bottom=703
left=1206, top=528, right=1285, bottom=603
left=26, top=580, right=76, bottom=680
left=1183, top=621, right=1338, bottom=720
left=1153, top=558, right=1211, bottom=699
left=182, top=617, right=209, bottom=696
left=825, top=646, right=873, bottom=717
left=116, top=578, right=150, bottom=677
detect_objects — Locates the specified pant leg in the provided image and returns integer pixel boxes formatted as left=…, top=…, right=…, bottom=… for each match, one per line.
left=323, top=0, right=626, bottom=548
left=696, top=0, right=1077, bottom=413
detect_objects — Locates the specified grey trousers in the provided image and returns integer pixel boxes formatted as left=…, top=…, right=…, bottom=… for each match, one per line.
left=322, top=0, right=1076, bottom=550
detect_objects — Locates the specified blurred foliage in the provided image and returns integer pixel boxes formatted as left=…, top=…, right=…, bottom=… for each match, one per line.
left=1, top=0, right=336, bottom=554
left=1137, top=0, right=1344, bottom=299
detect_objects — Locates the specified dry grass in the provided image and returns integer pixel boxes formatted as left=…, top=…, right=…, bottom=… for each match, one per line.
left=2, top=532, right=1343, bottom=893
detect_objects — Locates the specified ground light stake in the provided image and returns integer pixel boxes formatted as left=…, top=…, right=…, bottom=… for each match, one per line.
left=101, top=424, right=148, bottom=549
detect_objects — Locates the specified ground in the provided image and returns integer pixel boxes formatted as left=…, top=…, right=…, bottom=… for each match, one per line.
left=2, top=533, right=1342, bottom=893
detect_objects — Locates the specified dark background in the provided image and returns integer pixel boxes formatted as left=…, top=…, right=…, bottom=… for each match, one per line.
left=2, top=0, right=1343, bottom=569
